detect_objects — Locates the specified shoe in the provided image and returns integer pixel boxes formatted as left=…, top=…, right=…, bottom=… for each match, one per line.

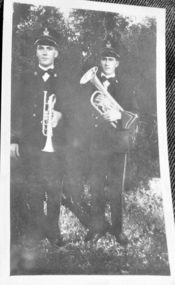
left=84, top=220, right=112, bottom=242
left=84, top=230, right=96, bottom=242
left=93, top=232, right=103, bottom=243
left=84, top=230, right=106, bottom=243
left=114, top=232, right=128, bottom=246
left=103, top=222, right=113, bottom=235
left=50, top=237, right=66, bottom=249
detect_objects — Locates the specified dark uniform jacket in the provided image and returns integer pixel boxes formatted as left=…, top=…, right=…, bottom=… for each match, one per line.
left=72, top=68, right=139, bottom=155
left=11, top=66, right=70, bottom=156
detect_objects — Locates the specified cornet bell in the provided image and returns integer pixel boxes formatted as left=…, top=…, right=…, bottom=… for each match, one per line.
left=42, top=135, right=54, bottom=152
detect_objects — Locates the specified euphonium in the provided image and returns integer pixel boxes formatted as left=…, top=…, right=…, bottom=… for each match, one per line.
left=80, top=66, right=138, bottom=130
left=42, top=91, right=56, bottom=152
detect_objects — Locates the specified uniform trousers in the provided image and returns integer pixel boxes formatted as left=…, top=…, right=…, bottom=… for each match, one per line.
left=11, top=148, right=63, bottom=247
left=62, top=148, right=91, bottom=228
left=87, top=151, right=127, bottom=235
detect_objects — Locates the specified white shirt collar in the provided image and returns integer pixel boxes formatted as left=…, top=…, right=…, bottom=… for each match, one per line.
left=101, top=72, right=115, bottom=79
left=39, top=64, right=54, bottom=71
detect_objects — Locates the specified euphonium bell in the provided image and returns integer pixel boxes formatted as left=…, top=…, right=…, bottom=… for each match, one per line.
left=42, top=91, right=56, bottom=152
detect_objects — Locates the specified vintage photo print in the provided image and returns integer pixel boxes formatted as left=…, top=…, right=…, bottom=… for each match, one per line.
left=1, top=0, right=175, bottom=284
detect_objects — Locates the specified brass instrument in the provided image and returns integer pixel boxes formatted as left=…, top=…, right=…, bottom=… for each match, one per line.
left=42, top=91, right=56, bottom=152
left=80, top=66, right=138, bottom=129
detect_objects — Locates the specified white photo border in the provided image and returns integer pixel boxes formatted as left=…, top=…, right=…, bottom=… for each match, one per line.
left=1, top=0, right=175, bottom=284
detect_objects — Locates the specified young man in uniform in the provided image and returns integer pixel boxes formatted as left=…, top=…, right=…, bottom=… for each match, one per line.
left=79, top=38, right=139, bottom=245
left=11, top=27, right=68, bottom=250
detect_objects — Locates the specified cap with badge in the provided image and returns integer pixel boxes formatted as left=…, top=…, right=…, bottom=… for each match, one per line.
left=98, top=36, right=120, bottom=60
left=34, top=27, right=59, bottom=48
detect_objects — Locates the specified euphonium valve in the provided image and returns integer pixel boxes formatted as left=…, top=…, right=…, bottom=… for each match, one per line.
left=42, top=91, right=56, bottom=152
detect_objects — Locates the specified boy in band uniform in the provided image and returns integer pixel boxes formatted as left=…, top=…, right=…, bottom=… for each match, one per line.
left=79, top=38, right=139, bottom=245
left=11, top=28, right=68, bottom=249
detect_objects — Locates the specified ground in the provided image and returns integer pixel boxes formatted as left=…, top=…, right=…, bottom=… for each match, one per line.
left=10, top=179, right=170, bottom=276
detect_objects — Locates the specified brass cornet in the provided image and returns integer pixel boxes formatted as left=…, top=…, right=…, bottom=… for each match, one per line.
left=80, top=66, right=138, bottom=130
left=42, top=91, right=56, bottom=152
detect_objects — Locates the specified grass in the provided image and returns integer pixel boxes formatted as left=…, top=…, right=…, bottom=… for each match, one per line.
left=11, top=178, right=170, bottom=275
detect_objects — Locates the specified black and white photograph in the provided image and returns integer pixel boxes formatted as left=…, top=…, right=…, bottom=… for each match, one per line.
left=1, top=0, right=175, bottom=284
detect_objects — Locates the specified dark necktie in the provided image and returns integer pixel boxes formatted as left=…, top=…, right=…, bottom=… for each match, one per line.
left=101, top=75, right=116, bottom=85
left=38, top=68, right=54, bottom=77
